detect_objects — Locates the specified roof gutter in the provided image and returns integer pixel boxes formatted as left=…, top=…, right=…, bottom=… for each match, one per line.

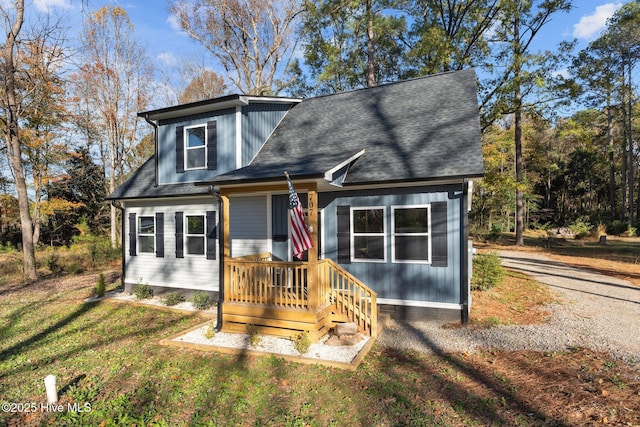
left=143, top=114, right=159, bottom=187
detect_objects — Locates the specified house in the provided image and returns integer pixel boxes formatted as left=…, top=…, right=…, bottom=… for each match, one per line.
left=107, top=69, right=484, bottom=340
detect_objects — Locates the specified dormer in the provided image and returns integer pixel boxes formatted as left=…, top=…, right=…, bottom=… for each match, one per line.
left=138, top=95, right=301, bottom=186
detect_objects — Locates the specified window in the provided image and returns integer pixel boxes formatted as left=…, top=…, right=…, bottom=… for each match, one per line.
left=185, top=125, right=206, bottom=170
left=391, top=205, right=431, bottom=263
left=351, top=207, right=386, bottom=262
left=186, top=215, right=205, bottom=255
left=138, top=216, right=155, bottom=253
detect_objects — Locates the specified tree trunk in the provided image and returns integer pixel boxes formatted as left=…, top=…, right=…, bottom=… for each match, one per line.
left=3, top=1, right=37, bottom=280
left=365, top=0, right=376, bottom=88
left=514, top=14, right=524, bottom=246
left=607, top=105, right=616, bottom=221
left=627, top=51, right=634, bottom=224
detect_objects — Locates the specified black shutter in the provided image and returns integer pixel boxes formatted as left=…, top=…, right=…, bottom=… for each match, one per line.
left=431, top=202, right=448, bottom=267
left=206, top=210, right=217, bottom=260
left=155, top=212, right=164, bottom=258
left=207, top=121, right=217, bottom=170
left=176, top=126, right=184, bottom=173
left=175, top=211, right=184, bottom=258
left=336, top=205, right=351, bottom=264
left=128, top=213, right=137, bottom=256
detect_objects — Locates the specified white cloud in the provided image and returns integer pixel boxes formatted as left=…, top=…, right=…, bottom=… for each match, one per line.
left=166, top=14, right=188, bottom=36
left=157, top=51, right=178, bottom=66
left=33, top=0, right=72, bottom=13
left=552, top=68, right=570, bottom=79
left=572, top=3, right=623, bottom=40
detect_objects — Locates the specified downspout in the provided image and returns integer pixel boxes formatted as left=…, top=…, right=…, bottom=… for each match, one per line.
left=208, top=185, right=224, bottom=331
left=143, top=114, right=159, bottom=187
left=111, top=200, right=126, bottom=289
left=460, top=179, right=470, bottom=324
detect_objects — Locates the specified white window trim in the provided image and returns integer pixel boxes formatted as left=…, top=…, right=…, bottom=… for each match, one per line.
left=350, top=206, right=387, bottom=263
left=391, top=204, right=432, bottom=264
left=184, top=124, right=207, bottom=171
left=137, top=215, right=155, bottom=255
left=184, top=213, right=206, bottom=257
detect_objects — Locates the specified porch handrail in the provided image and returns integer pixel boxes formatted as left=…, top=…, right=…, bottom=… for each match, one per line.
left=319, top=259, right=378, bottom=337
left=226, top=258, right=314, bottom=309
left=225, top=255, right=378, bottom=337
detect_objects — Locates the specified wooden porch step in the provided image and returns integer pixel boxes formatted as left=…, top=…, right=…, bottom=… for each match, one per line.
left=221, top=302, right=335, bottom=341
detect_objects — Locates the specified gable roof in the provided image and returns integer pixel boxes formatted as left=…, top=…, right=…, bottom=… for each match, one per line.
left=212, top=69, right=483, bottom=186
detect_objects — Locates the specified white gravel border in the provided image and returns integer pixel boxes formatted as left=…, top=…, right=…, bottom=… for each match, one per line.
left=98, top=291, right=369, bottom=364
left=172, top=323, right=370, bottom=363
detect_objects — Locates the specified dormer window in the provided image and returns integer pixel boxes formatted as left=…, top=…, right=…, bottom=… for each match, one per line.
left=175, top=121, right=218, bottom=173
left=185, top=125, right=206, bottom=170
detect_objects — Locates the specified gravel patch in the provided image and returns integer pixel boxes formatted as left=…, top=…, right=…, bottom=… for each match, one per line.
left=377, top=250, right=640, bottom=371
left=173, top=324, right=370, bottom=364
left=101, top=291, right=369, bottom=364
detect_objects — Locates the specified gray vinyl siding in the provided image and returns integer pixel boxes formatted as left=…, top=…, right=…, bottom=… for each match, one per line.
left=157, top=109, right=236, bottom=184
left=319, top=185, right=462, bottom=304
left=230, top=195, right=269, bottom=257
left=123, top=198, right=219, bottom=291
left=241, top=103, right=291, bottom=165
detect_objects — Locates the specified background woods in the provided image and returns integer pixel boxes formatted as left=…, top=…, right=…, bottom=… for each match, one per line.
left=2, top=0, right=640, bottom=278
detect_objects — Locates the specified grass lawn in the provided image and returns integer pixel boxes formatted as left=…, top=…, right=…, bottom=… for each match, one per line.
left=1, top=245, right=640, bottom=426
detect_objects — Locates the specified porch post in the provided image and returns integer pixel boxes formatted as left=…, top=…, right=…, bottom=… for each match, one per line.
left=307, top=184, right=319, bottom=310
left=222, top=192, right=231, bottom=303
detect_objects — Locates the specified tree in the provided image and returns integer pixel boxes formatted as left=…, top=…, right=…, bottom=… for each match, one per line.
left=169, top=0, right=303, bottom=95
left=571, top=37, right=621, bottom=221
left=404, top=0, right=502, bottom=75
left=302, top=0, right=406, bottom=93
left=155, top=58, right=227, bottom=106
left=179, top=69, right=227, bottom=104
left=0, top=1, right=69, bottom=278
left=75, top=6, right=153, bottom=247
left=46, top=147, right=107, bottom=244
left=481, top=0, right=571, bottom=246
left=599, top=2, right=640, bottom=223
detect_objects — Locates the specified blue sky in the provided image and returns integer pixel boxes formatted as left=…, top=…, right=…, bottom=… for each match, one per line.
left=21, top=0, right=630, bottom=98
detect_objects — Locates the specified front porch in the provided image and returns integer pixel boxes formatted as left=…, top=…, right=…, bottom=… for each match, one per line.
left=222, top=254, right=378, bottom=341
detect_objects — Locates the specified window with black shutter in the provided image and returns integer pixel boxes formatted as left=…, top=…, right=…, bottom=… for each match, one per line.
left=430, top=202, right=448, bottom=267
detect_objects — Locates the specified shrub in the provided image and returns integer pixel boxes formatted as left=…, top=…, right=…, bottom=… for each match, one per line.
left=606, top=220, right=628, bottom=236
left=94, top=273, right=106, bottom=298
left=203, top=322, right=216, bottom=340
left=192, top=291, right=214, bottom=310
left=568, top=219, right=592, bottom=239
left=246, top=324, right=261, bottom=347
left=133, top=284, right=153, bottom=300
left=67, top=261, right=84, bottom=275
left=46, top=250, right=63, bottom=275
left=471, top=252, right=505, bottom=291
left=162, top=292, right=185, bottom=306
left=293, top=331, right=312, bottom=354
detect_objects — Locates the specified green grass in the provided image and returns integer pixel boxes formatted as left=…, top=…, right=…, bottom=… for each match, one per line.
left=1, top=253, right=639, bottom=426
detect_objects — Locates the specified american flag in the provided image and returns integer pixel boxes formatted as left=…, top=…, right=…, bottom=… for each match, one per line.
left=286, top=174, right=313, bottom=259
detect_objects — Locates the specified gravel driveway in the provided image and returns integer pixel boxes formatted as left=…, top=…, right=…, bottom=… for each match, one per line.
left=377, top=250, right=640, bottom=369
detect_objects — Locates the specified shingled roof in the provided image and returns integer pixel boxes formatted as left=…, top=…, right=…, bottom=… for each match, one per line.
left=212, top=69, right=483, bottom=186
left=107, top=156, right=210, bottom=200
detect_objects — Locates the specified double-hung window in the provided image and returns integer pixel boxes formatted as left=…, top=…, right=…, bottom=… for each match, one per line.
left=391, top=205, right=431, bottom=263
left=138, top=216, right=155, bottom=254
left=185, top=125, right=206, bottom=170
left=351, top=207, right=386, bottom=262
left=185, top=215, right=205, bottom=256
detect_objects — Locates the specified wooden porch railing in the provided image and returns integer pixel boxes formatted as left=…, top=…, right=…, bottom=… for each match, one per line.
left=226, top=258, right=313, bottom=309
left=319, top=259, right=378, bottom=337
left=225, top=255, right=377, bottom=337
